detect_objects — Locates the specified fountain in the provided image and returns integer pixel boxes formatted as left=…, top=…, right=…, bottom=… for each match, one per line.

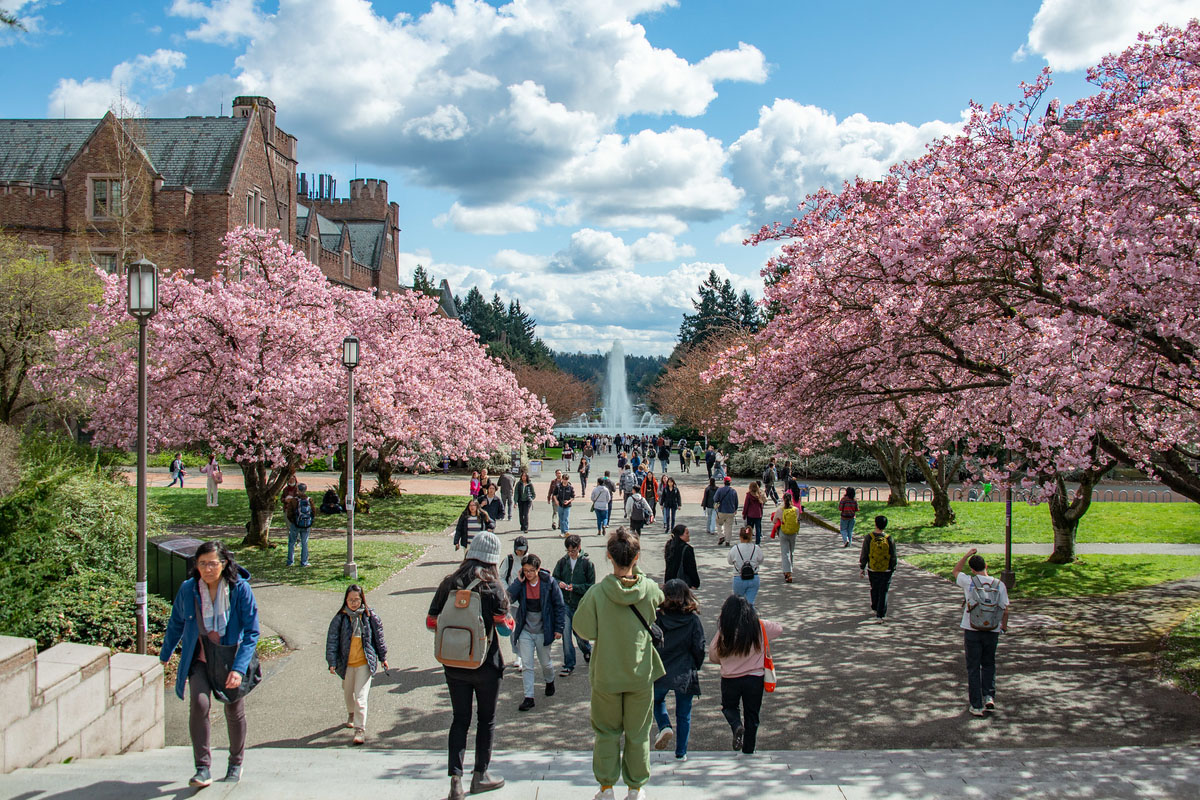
left=553, top=341, right=666, bottom=436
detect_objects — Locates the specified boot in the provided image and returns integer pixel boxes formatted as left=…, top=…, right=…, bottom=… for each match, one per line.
left=448, top=775, right=466, bottom=800
left=470, top=770, right=505, bottom=793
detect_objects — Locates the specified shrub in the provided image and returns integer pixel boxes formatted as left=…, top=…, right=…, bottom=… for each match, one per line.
left=727, top=445, right=774, bottom=478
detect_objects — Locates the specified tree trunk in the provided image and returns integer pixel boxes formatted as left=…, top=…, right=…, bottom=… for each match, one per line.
left=866, top=440, right=910, bottom=507
left=915, top=450, right=962, bottom=527
left=240, top=460, right=293, bottom=548
left=375, top=441, right=399, bottom=493
left=1044, top=459, right=1115, bottom=564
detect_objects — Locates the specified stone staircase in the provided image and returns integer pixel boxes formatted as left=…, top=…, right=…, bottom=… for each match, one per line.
left=0, top=634, right=163, bottom=773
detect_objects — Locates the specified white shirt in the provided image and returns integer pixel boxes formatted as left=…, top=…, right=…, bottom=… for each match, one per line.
left=955, top=571, right=1009, bottom=631
left=728, top=542, right=764, bottom=575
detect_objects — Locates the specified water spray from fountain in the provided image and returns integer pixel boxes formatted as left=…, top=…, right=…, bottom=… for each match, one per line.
left=554, top=340, right=665, bottom=435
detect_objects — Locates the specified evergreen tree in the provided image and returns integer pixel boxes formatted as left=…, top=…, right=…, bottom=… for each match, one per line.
left=737, top=290, right=760, bottom=333
left=411, top=265, right=439, bottom=298
left=678, top=270, right=742, bottom=347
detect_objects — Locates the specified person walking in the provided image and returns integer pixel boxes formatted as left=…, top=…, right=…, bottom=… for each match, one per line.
left=709, top=596, right=781, bottom=756
left=548, top=469, right=563, bottom=531
left=481, top=484, right=505, bottom=529
left=659, top=476, right=681, bottom=533
left=159, top=541, right=259, bottom=786
left=652, top=579, right=705, bottom=762
left=200, top=454, right=222, bottom=507
left=499, top=536, right=529, bottom=671
left=453, top=498, right=491, bottom=552
left=663, top=525, right=700, bottom=589
left=578, top=454, right=591, bottom=494
left=761, top=459, right=779, bottom=505
left=704, top=446, right=716, bottom=479
left=775, top=493, right=801, bottom=583
left=701, top=477, right=718, bottom=536
left=953, top=548, right=1010, bottom=716
left=627, top=488, right=654, bottom=535
left=515, top=472, right=536, bottom=533
left=478, top=469, right=495, bottom=500
left=499, top=470, right=515, bottom=521
left=427, top=532, right=512, bottom=800
left=640, top=471, right=659, bottom=517
left=714, top=476, right=739, bottom=546
left=591, top=478, right=613, bottom=537
left=619, top=465, right=637, bottom=517
left=469, top=470, right=482, bottom=500
left=573, top=528, right=666, bottom=800
left=838, top=487, right=859, bottom=547
left=858, top=515, right=898, bottom=623
left=712, top=454, right=727, bottom=483
left=743, top=481, right=766, bottom=544
left=325, top=584, right=388, bottom=745
left=555, top=475, right=577, bottom=536
left=553, top=534, right=596, bottom=676
left=508, top=553, right=566, bottom=710
left=729, top=526, right=765, bottom=605
left=168, top=452, right=186, bottom=487
left=285, top=483, right=315, bottom=567
left=681, top=446, right=693, bottom=473
left=657, top=441, right=671, bottom=474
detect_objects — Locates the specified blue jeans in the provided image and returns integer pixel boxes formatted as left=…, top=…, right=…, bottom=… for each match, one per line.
left=653, top=685, right=693, bottom=757
left=705, top=508, right=716, bottom=534
left=594, top=507, right=610, bottom=532
left=747, top=517, right=762, bottom=544
left=732, top=574, right=760, bottom=605
left=516, top=630, right=554, bottom=698
left=287, top=522, right=310, bottom=566
left=559, top=504, right=572, bottom=533
left=561, top=605, right=592, bottom=670
left=840, top=517, right=856, bottom=544
left=661, top=506, right=676, bottom=531
left=168, top=471, right=184, bottom=488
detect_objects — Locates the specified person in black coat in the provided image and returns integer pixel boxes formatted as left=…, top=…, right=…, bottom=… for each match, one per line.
left=325, top=585, right=388, bottom=745
left=652, top=579, right=706, bottom=760
left=663, top=525, right=700, bottom=589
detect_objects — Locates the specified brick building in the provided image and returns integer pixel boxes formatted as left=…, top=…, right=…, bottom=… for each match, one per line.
left=0, top=96, right=404, bottom=295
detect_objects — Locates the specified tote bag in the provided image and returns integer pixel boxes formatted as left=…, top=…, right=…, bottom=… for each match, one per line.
left=761, top=621, right=776, bottom=693
left=195, top=585, right=262, bottom=704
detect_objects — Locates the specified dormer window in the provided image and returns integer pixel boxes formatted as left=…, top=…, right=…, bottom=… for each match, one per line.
left=89, top=177, right=122, bottom=219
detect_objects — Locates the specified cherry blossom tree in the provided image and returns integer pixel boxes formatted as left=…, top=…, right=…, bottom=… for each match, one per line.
left=38, top=228, right=553, bottom=546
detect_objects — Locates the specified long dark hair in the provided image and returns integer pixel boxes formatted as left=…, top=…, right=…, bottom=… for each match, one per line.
left=659, top=578, right=698, bottom=615
left=450, top=557, right=499, bottom=587
left=342, top=583, right=368, bottom=613
left=190, top=540, right=241, bottom=584
left=663, top=524, right=688, bottom=564
left=716, top=595, right=761, bottom=658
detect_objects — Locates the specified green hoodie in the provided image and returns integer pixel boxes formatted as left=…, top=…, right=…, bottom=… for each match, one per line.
left=573, top=569, right=666, bottom=694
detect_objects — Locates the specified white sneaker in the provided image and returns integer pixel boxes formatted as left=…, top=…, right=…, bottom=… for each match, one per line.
left=625, top=790, right=647, bottom=800
left=594, top=790, right=615, bottom=800
left=984, top=696, right=996, bottom=710
left=969, top=706, right=985, bottom=717
left=653, top=727, right=674, bottom=750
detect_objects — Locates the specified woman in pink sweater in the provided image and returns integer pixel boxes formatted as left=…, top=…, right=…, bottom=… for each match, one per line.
left=708, top=596, right=782, bottom=755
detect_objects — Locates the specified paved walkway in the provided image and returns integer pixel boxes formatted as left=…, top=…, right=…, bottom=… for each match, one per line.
left=5, top=745, right=1200, bottom=799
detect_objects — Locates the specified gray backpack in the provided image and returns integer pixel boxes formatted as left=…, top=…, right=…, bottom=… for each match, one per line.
left=435, top=577, right=489, bottom=669
left=966, top=575, right=1004, bottom=631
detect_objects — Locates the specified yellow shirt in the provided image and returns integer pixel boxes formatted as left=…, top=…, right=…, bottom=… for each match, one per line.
left=347, top=635, right=367, bottom=668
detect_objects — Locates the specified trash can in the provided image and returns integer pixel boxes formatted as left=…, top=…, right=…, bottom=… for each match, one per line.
left=148, top=535, right=202, bottom=601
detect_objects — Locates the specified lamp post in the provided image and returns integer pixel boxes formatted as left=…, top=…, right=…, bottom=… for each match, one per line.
left=1001, top=486, right=1016, bottom=590
left=126, top=258, right=158, bottom=654
left=342, top=336, right=359, bottom=579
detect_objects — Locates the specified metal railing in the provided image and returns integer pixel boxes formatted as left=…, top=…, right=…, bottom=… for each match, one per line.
left=797, top=484, right=1174, bottom=503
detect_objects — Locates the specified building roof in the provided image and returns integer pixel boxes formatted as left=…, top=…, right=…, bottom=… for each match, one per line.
left=0, top=116, right=249, bottom=192
left=346, top=221, right=384, bottom=269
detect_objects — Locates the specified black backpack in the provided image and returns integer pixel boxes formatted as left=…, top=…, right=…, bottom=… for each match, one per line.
left=735, top=544, right=756, bottom=580
left=295, top=497, right=314, bottom=528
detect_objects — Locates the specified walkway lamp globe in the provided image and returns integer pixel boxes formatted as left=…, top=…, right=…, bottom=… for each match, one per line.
left=342, top=335, right=359, bottom=579
left=126, top=258, right=158, bottom=655
left=342, top=335, right=360, bottom=369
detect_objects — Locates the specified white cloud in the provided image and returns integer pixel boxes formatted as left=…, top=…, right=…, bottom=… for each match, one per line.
left=434, top=202, right=542, bottom=235
left=1018, top=0, right=1198, bottom=70
left=715, top=224, right=752, bottom=246
left=549, top=229, right=634, bottom=273
left=728, top=99, right=962, bottom=219
left=169, top=0, right=265, bottom=44
left=629, top=232, right=695, bottom=262
left=402, top=104, right=470, bottom=142
left=492, top=249, right=548, bottom=272
left=48, top=49, right=187, bottom=117
left=696, top=42, right=769, bottom=84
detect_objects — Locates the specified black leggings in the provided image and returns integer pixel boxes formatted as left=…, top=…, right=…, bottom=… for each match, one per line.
left=446, top=665, right=501, bottom=776
left=720, top=674, right=764, bottom=754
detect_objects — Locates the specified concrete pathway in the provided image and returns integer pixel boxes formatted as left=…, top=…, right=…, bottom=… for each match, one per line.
left=5, top=745, right=1200, bottom=799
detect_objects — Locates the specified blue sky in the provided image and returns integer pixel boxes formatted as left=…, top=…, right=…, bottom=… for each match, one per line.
left=2, top=0, right=1194, bottom=354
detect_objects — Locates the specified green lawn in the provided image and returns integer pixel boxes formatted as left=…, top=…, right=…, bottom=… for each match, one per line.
left=218, top=536, right=423, bottom=593
left=905, top=553, right=1200, bottom=598
left=147, top=488, right=467, bottom=533
left=1160, top=608, right=1200, bottom=694
left=806, top=500, right=1200, bottom=544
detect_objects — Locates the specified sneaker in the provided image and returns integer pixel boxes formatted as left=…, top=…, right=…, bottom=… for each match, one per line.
left=732, top=725, right=744, bottom=751
left=560, top=667, right=574, bottom=677
left=593, top=790, right=616, bottom=800
left=352, top=730, right=365, bottom=745
left=583, top=649, right=592, bottom=664
left=519, top=697, right=535, bottom=711
left=545, top=681, right=556, bottom=697
left=552, top=521, right=558, bottom=530
left=223, top=764, right=242, bottom=783
left=189, top=767, right=212, bottom=787
left=654, top=727, right=674, bottom=751
left=675, top=754, right=688, bottom=761
left=969, top=706, right=985, bottom=717
left=717, top=537, right=725, bottom=545
left=625, top=790, right=647, bottom=800
left=984, top=696, right=996, bottom=710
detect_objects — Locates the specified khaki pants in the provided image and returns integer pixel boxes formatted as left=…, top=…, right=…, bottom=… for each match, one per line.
left=591, top=687, right=653, bottom=790
left=343, top=665, right=372, bottom=732
left=716, top=512, right=736, bottom=541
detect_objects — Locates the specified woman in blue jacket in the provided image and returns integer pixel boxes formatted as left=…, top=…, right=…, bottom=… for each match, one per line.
left=507, top=554, right=566, bottom=711
left=160, top=541, right=260, bottom=788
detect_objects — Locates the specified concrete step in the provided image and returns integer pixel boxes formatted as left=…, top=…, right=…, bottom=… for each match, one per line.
left=2, top=745, right=1199, bottom=799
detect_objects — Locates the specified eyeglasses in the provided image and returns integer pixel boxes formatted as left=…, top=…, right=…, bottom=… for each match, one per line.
left=197, top=560, right=224, bottom=569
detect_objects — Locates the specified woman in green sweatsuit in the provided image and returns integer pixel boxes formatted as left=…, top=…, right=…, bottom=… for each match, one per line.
left=573, top=527, right=665, bottom=800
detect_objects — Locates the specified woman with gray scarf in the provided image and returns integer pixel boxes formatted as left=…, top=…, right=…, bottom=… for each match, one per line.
left=326, top=584, right=389, bottom=745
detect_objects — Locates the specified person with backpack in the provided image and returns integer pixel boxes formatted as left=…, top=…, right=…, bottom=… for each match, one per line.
left=714, top=476, right=739, bottom=546
left=427, top=531, right=513, bottom=800
left=591, top=477, right=613, bottom=537
left=573, top=528, right=666, bottom=800
left=168, top=452, right=186, bottom=487
left=325, top=584, right=388, bottom=745
left=775, top=493, right=801, bottom=583
left=454, top=498, right=492, bottom=552
left=499, top=536, right=529, bottom=671
left=663, top=525, right=700, bottom=589
left=159, top=540, right=259, bottom=787
left=838, top=487, right=859, bottom=547
left=552, top=534, right=596, bottom=676
left=858, top=515, right=898, bottom=623
left=285, top=483, right=315, bottom=567
left=709, top=595, right=781, bottom=756
left=701, top=477, right=718, bottom=536
left=627, top=488, right=654, bottom=535
left=728, top=526, right=765, bottom=606
left=681, top=446, right=693, bottom=473
left=743, top=481, right=766, bottom=544
left=761, top=459, right=780, bottom=505
left=619, top=465, right=637, bottom=516
left=953, top=548, right=1010, bottom=716
left=659, top=476, right=681, bottom=534
left=652, top=579, right=705, bottom=762
left=507, top=553, right=566, bottom=710
left=515, top=471, right=536, bottom=534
